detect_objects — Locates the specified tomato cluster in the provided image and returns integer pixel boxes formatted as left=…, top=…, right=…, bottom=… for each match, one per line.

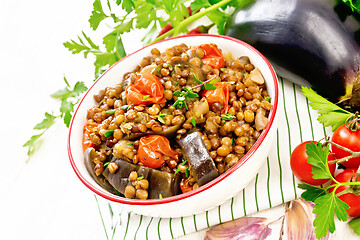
left=290, top=122, right=360, bottom=218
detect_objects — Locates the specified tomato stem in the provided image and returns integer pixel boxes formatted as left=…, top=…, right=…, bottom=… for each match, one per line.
left=326, top=140, right=360, bottom=164
left=345, top=111, right=360, bottom=131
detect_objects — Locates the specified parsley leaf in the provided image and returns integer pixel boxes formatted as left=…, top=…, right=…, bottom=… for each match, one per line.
left=305, top=142, right=333, bottom=180
left=302, top=87, right=352, bottom=131
left=191, top=117, right=196, bottom=127
left=89, top=0, right=108, bottom=30
left=33, top=112, right=57, bottom=130
left=204, top=82, right=217, bottom=90
left=349, top=217, right=360, bottom=235
left=51, top=78, right=88, bottom=127
left=157, top=113, right=167, bottom=124
left=298, top=183, right=326, bottom=202
left=313, top=193, right=349, bottom=238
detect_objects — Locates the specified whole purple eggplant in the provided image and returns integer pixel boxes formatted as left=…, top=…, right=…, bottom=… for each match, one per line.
left=226, top=0, right=360, bottom=109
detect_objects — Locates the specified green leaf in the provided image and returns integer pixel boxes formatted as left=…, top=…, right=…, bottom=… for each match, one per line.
left=23, top=133, right=43, bottom=148
left=301, top=87, right=352, bottom=131
left=104, top=130, right=114, bottom=137
left=157, top=114, right=166, bottom=124
left=349, top=217, right=360, bottom=235
left=81, top=31, right=99, bottom=50
left=89, top=0, right=108, bottom=30
left=121, top=105, right=129, bottom=110
left=73, top=82, right=88, bottom=96
left=173, top=90, right=183, bottom=97
left=115, top=19, right=134, bottom=34
left=33, top=112, right=57, bottom=130
left=191, top=0, right=210, bottom=12
left=191, top=117, right=196, bottom=127
left=298, top=183, right=326, bottom=202
left=207, top=9, right=228, bottom=35
left=106, top=109, right=116, bottom=115
left=313, top=193, right=349, bottom=238
left=63, top=39, right=91, bottom=56
left=50, top=88, right=70, bottom=99
left=342, top=0, right=360, bottom=14
left=103, top=31, right=117, bottom=53
left=135, top=2, right=155, bottom=29
left=204, top=82, right=217, bottom=90
left=305, top=142, right=333, bottom=180
left=63, top=111, right=73, bottom=127
left=94, top=52, right=117, bottom=76
left=122, top=0, right=135, bottom=13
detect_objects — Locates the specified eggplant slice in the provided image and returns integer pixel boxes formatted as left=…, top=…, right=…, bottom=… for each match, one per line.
left=177, top=131, right=218, bottom=186
left=84, top=148, right=117, bottom=194
left=102, top=157, right=181, bottom=199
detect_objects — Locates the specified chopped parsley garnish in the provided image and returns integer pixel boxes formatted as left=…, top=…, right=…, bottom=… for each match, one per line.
left=191, top=117, right=196, bottom=127
left=105, top=109, right=116, bottom=115
left=221, top=114, right=236, bottom=121
left=121, top=105, right=129, bottom=110
left=104, top=130, right=114, bottom=137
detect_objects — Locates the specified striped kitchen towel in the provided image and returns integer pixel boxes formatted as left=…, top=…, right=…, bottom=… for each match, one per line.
left=94, top=77, right=331, bottom=240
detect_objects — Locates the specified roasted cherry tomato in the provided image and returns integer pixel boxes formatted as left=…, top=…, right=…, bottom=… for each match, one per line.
left=192, top=44, right=225, bottom=70
left=126, top=73, right=166, bottom=106
left=203, top=81, right=230, bottom=114
left=329, top=168, right=360, bottom=217
left=290, top=141, right=336, bottom=185
left=82, top=122, right=98, bottom=151
left=137, top=135, right=179, bottom=169
left=180, top=178, right=193, bottom=193
left=331, top=124, right=360, bottom=168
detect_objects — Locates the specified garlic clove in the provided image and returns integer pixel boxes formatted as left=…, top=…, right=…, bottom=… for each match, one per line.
left=205, top=217, right=272, bottom=240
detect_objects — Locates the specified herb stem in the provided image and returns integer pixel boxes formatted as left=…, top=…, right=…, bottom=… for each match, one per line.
left=325, top=181, right=360, bottom=192
left=151, top=0, right=232, bottom=43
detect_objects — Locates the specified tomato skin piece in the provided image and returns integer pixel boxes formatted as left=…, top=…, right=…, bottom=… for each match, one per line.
left=290, top=141, right=336, bottom=185
left=203, top=82, right=230, bottom=114
left=329, top=168, right=360, bottom=217
left=331, top=124, right=360, bottom=168
left=192, top=44, right=225, bottom=70
left=126, top=73, right=166, bottom=106
left=180, top=178, right=193, bottom=193
left=82, top=122, right=98, bottom=152
left=137, top=135, right=179, bottom=169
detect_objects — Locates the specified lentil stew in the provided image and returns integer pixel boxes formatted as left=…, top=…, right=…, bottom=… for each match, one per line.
left=83, top=43, right=272, bottom=200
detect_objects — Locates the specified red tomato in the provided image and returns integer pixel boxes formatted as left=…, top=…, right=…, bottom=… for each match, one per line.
left=180, top=178, right=193, bottom=193
left=192, top=44, right=225, bottom=70
left=126, top=73, right=166, bottom=106
left=82, top=122, right=98, bottom=151
left=137, top=135, right=178, bottom=169
left=331, top=124, right=360, bottom=168
left=203, top=81, right=230, bottom=114
left=329, top=168, right=360, bottom=217
left=290, top=141, right=336, bottom=185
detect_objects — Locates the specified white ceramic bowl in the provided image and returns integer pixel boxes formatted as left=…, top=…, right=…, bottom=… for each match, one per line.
left=68, top=34, right=279, bottom=218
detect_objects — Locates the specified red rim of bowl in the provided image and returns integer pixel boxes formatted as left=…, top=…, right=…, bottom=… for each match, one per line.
left=68, top=34, right=279, bottom=206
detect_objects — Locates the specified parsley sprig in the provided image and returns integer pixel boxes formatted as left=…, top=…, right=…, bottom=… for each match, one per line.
left=302, top=87, right=352, bottom=131
left=24, top=77, right=87, bottom=162
left=298, top=142, right=360, bottom=238
left=173, top=87, right=199, bottom=110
